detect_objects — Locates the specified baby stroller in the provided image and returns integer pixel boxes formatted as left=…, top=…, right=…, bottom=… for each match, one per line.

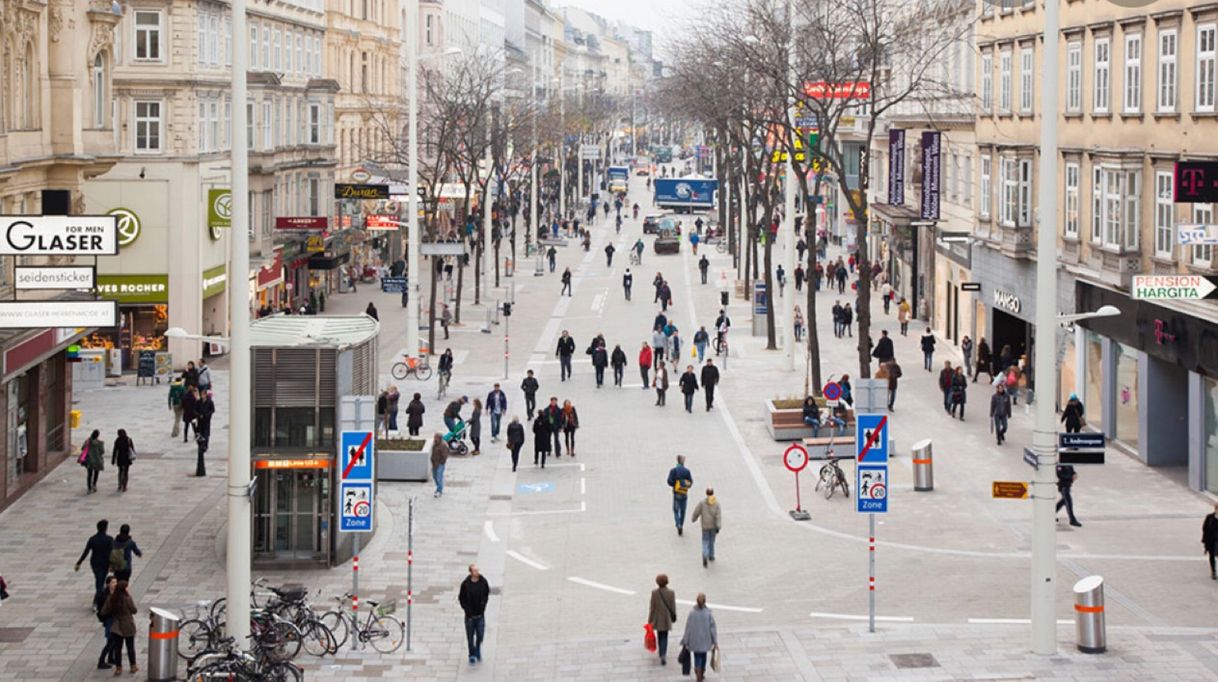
left=443, top=419, right=470, bottom=456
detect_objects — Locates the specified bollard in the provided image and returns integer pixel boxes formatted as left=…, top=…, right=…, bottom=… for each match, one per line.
left=147, top=607, right=180, bottom=681
left=911, top=439, right=933, bottom=492
left=1073, top=575, right=1106, bottom=653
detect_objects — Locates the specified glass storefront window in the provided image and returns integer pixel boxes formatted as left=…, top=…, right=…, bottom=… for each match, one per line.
left=1059, top=333, right=1077, bottom=411
left=1114, top=342, right=1140, bottom=450
left=275, top=407, right=317, bottom=448
left=1084, top=333, right=1104, bottom=433
left=1205, top=378, right=1218, bottom=494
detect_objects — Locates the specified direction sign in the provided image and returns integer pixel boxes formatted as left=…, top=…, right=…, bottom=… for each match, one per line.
left=992, top=481, right=1029, bottom=499
left=783, top=443, right=809, bottom=473
left=1132, top=274, right=1218, bottom=301
left=856, top=414, right=889, bottom=464
left=1059, top=432, right=1104, bottom=450
left=856, top=466, right=888, bottom=513
left=341, top=431, right=375, bottom=481
left=380, top=276, right=407, bottom=293
left=339, top=481, right=374, bottom=532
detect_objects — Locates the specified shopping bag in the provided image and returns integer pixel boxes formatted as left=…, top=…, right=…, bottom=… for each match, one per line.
left=643, top=623, right=656, bottom=652
left=678, top=647, right=691, bottom=675
left=711, top=646, right=722, bottom=672
left=77, top=442, right=89, bottom=466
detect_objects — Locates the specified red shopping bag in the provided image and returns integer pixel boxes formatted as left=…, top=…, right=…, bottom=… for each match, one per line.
left=643, top=623, right=657, bottom=652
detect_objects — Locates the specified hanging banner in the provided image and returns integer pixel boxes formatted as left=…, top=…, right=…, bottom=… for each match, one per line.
left=888, top=129, right=905, bottom=206
left=919, top=131, right=941, bottom=221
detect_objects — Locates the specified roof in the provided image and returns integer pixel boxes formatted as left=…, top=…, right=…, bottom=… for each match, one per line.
left=249, top=314, right=379, bottom=349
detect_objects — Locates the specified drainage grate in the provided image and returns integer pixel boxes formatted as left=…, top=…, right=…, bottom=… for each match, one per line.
left=890, top=653, right=939, bottom=669
left=0, top=627, right=34, bottom=643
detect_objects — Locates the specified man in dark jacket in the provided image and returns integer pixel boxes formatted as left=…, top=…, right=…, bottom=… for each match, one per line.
left=520, top=370, right=539, bottom=420
left=604, top=242, right=615, bottom=267
left=679, top=365, right=699, bottom=413
left=700, top=359, right=720, bottom=411
left=365, top=302, right=379, bottom=321
left=1056, top=465, right=1082, bottom=527
left=555, top=330, right=576, bottom=381
left=541, top=397, right=565, bottom=456
left=591, top=343, right=609, bottom=388
left=610, top=345, right=628, bottom=387
left=871, top=329, right=895, bottom=365
left=666, top=455, right=693, bottom=536
left=485, top=384, right=507, bottom=442
left=698, top=255, right=710, bottom=284
left=458, top=565, right=491, bottom=665
left=623, top=269, right=633, bottom=301
left=75, top=519, right=113, bottom=604
left=921, top=328, right=937, bottom=371
left=831, top=301, right=844, bottom=338
left=989, top=384, right=1012, bottom=445
left=1203, top=504, right=1218, bottom=580
left=938, top=361, right=954, bottom=413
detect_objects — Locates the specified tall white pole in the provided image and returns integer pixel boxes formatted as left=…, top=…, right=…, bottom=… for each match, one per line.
left=781, top=0, right=796, bottom=370
left=1030, top=0, right=1061, bottom=656
left=482, top=121, right=492, bottom=295
left=226, top=0, right=252, bottom=648
left=406, top=0, right=421, bottom=356
left=530, top=61, right=538, bottom=246
left=559, top=74, right=565, bottom=220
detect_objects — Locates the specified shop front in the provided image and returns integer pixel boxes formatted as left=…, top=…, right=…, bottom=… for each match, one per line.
left=201, top=264, right=228, bottom=338
left=253, top=251, right=286, bottom=314
left=869, top=203, right=932, bottom=320
left=1075, top=281, right=1218, bottom=491
left=87, top=274, right=169, bottom=372
left=253, top=456, right=332, bottom=564
left=933, top=237, right=975, bottom=347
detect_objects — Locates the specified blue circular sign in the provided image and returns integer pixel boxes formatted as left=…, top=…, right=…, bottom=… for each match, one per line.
left=822, top=382, right=842, bottom=401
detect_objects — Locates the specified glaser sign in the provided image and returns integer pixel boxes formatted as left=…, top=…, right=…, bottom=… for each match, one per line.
left=0, top=216, right=118, bottom=255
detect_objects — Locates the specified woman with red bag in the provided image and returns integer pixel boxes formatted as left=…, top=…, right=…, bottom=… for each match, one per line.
left=646, top=574, right=677, bottom=666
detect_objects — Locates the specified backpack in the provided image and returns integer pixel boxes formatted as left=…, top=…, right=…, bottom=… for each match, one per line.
left=109, top=541, right=128, bottom=573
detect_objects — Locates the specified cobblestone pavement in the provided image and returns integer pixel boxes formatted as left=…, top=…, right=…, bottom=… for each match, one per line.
left=1, top=169, right=1217, bottom=681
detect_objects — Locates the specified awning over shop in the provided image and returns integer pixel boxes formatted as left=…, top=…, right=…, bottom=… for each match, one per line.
left=869, top=202, right=921, bottom=225
left=307, top=252, right=350, bottom=270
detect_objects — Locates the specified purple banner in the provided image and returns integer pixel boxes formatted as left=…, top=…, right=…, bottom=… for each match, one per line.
left=888, top=129, right=905, bottom=206
left=920, top=131, right=941, bottom=221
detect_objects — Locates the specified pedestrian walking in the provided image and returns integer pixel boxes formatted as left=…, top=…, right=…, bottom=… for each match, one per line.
left=100, top=580, right=138, bottom=675
left=406, top=393, right=425, bottom=436
left=82, top=429, right=105, bottom=494
left=1061, top=394, right=1086, bottom=433
left=111, top=430, right=135, bottom=493
left=109, top=524, right=143, bottom=582
left=793, top=305, right=805, bottom=343
left=431, top=433, right=451, bottom=497
left=521, top=370, right=539, bottom=419
left=700, top=360, right=720, bottom=411
left=884, top=359, right=902, bottom=411
left=667, top=455, right=693, bottom=535
left=610, top=344, right=627, bottom=387
left=561, top=400, right=580, bottom=456
left=937, top=361, right=955, bottom=413
left=921, top=329, right=937, bottom=371
left=835, top=263, right=847, bottom=293
left=679, top=594, right=719, bottom=681
left=168, top=379, right=185, bottom=438
left=648, top=575, right=678, bottom=666
left=872, top=329, right=895, bottom=365
left=698, top=255, right=709, bottom=284
left=961, top=336, right=974, bottom=376
left=842, top=302, right=854, bottom=336
left=650, top=327, right=667, bottom=365
left=1203, top=504, right=1218, bottom=580
left=560, top=267, right=573, bottom=296
left=76, top=519, right=113, bottom=603
left=532, top=410, right=551, bottom=467
left=180, top=361, right=199, bottom=389
left=639, top=342, right=653, bottom=389
left=547, top=246, right=557, bottom=272
left=973, top=338, right=994, bottom=383
left=776, top=265, right=786, bottom=297
left=458, top=565, right=490, bottom=666
left=898, top=298, right=912, bottom=336
left=506, top=417, right=525, bottom=472
left=669, top=327, right=682, bottom=364
left=1056, top=465, right=1082, bottom=527
left=655, top=360, right=669, bottom=406
left=794, top=264, right=805, bottom=292
left=690, top=489, right=722, bottom=568
left=469, top=399, right=483, bottom=455
left=376, top=388, right=391, bottom=438
left=605, top=243, right=616, bottom=267
left=679, top=365, right=699, bottom=413
left=693, top=327, right=709, bottom=364
left=950, top=366, right=968, bottom=420
left=486, top=384, right=507, bottom=441
left=95, top=575, right=118, bottom=669
left=659, top=281, right=673, bottom=311
left=556, top=330, right=576, bottom=381
left=881, top=282, right=893, bottom=314
left=623, top=268, right=633, bottom=301
left=591, top=342, right=609, bottom=388
left=832, top=301, right=843, bottom=338
left=181, top=386, right=198, bottom=442
left=542, top=397, right=565, bottom=456
left=195, top=418, right=210, bottom=477
left=990, top=384, right=1012, bottom=445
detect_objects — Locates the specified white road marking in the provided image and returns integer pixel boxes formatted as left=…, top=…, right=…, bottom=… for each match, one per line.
left=567, top=576, right=636, bottom=595
left=676, top=598, right=763, bottom=614
left=543, top=462, right=586, bottom=470
left=487, top=501, right=586, bottom=517
left=483, top=521, right=499, bottom=543
left=506, top=550, right=549, bottom=571
left=808, top=611, right=915, bottom=622
left=966, top=618, right=1075, bottom=625
left=591, top=292, right=605, bottom=313
left=580, top=477, right=586, bottom=495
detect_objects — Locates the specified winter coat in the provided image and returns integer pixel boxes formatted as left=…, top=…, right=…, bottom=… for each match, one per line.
left=531, top=417, right=551, bottom=450
left=468, top=406, right=482, bottom=440
left=655, top=367, right=669, bottom=391
left=693, top=330, right=709, bottom=347
left=112, top=436, right=135, bottom=467
left=431, top=439, right=450, bottom=468
left=100, top=592, right=138, bottom=638
left=691, top=497, right=722, bottom=531
left=1203, top=513, right=1218, bottom=553
left=700, top=364, right=720, bottom=389
left=611, top=348, right=628, bottom=368
left=1061, top=400, right=1086, bottom=430
left=990, top=392, right=1012, bottom=418
left=651, top=330, right=667, bottom=352
left=486, top=390, right=507, bottom=415
left=885, top=362, right=902, bottom=390
left=592, top=347, right=608, bottom=368
left=458, top=576, right=490, bottom=618
left=648, top=587, right=678, bottom=632
left=84, top=437, right=106, bottom=471
left=182, top=391, right=198, bottom=421
left=679, top=372, right=699, bottom=395
left=950, top=374, right=968, bottom=404
left=521, top=376, right=539, bottom=396
left=977, top=340, right=992, bottom=364
left=921, top=333, right=936, bottom=353
left=680, top=605, right=718, bottom=653
left=961, top=338, right=974, bottom=361
left=556, top=336, right=576, bottom=357
left=506, top=421, right=525, bottom=447
left=561, top=407, right=579, bottom=432
left=938, top=368, right=954, bottom=392
left=406, top=399, right=426, bottom=429
left=638, top=346, right=653, bottom=368
left=872, top=336, right=894, bottom=361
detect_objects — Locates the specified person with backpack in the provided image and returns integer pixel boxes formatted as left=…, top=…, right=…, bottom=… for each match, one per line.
left=111, top=429, right=135, bottom=493
left=666, top=455, right=693, bottom=535
left=109, top=524, right=143, bottom=582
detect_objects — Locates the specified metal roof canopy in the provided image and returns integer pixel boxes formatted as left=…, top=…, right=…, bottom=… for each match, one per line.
left=249, top=314, right=379, bottom=350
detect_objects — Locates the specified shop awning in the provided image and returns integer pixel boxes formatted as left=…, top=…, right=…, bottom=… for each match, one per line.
left=307, top=252, right=350, bottom=270
left=869, top=202, right=921, bottom=225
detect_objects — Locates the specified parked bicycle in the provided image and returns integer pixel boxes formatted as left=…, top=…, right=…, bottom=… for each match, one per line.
left=814, top=435, right=853, bottom=500
left=185, top=636, right=303, bottom=682
left=391, top=354, right=433, bottom=381
left=319, top=593, right=405, bottom=653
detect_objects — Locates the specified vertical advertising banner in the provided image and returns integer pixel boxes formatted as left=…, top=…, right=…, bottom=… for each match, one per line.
left=920, top=131, right=941, bottom=221
left=888, top=129, right=905, bottom=206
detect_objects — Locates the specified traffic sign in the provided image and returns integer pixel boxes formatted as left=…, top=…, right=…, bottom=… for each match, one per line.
left=856, top=414, right=889, bottom=464
left=822, top=382, right=842, bottom=404
left=341, top=431, right=375, bottom=481
left=783, top=444, right=809, bottom=473
left=339, top=481, right=374, bottom=532
left=856, top=466, right=888, bottom=513
left=380, top=276, right=407, bottom=293
left=992, top=481, right=1029, bottom=499
left=1132, top=275, right=1218, bottom=301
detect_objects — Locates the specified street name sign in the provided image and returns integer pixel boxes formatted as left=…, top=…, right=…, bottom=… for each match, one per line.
left=1059, top=431, right=1105, bottom=465
left=856, top=414, right=889, bottom=514
left=992, top=481, right=1029, bottom=499
left=1132, top=274, right=1218, bottom=301
left=339, top=430, right=375, bottom=532
left=0, top=215, right=118, bottom=256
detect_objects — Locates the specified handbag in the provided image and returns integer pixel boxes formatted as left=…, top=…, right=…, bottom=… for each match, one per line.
left=643, top=623, right=657, bottom=652
left=77, top=442, right=90, bottom=467
left=678, top=647, right=691, bottom=675
left=711, top=647, right=721, bottom=672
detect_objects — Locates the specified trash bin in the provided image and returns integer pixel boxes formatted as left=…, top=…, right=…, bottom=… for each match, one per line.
left=147, top=607, right=180, bottom=681
left=912, top=439, right=933, bottom=492
left=70, top=410, right=81, bottom=429
left=1073, top=575, right=1106, bottom=654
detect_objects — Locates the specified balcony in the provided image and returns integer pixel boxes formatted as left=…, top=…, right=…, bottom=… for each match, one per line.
left=996, top=224, right=1032, bottom=259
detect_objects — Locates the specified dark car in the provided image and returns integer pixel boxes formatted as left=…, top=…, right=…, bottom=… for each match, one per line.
left=654, top=218, right=681, bottom=254
left=642, top=213, right=669, bottom=235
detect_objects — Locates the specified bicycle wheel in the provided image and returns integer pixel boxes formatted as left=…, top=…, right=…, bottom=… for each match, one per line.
left=824, top=468, right=840, bottom=499
left=815, top=465, right=831, bottom=492
left=178, top=619, right=214, bottom=661
left=263, top=661, right=304, bottom=682
left=299, top=618, right=335, bottom=658
left=256, top=620, right=302, bottom=662
left=365, top=615, right=405, bottom=653
left=318, top=610, right=349, bottom=650
left=416, top=365, right=432, bottom=381
left=838, top=473, right=850, bottom=498
left=391, top=362, right=408, bottom=380
left=209, top=598, right=226, bottom=623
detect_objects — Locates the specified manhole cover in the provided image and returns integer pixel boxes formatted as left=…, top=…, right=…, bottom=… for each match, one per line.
left=0, top=627, right=34, bottom=643
left=890, top=653, right=939, bottom=669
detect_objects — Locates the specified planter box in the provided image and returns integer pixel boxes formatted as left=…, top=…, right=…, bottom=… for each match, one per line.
left=376, top=437, right=432, bottom=482
left=766, top=399, right=814, bottom=441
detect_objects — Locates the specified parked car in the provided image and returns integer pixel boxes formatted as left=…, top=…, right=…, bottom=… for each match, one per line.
left=642, top=213, right=670, bottom=235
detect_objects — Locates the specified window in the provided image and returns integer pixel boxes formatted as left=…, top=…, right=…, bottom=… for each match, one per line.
left=1193, top=205, right=1214, bottom=264
left=1099, top=168, right=1141, bottom=250
left=426, top=14, right=434, bottom=46
left=981, top=53, right=993, bottom=111
left=247, top=102, right=254, bottom=149
left=314, top=37, right=322, bottom=76
left=134, top=100, right=161, bottom=152
left=1124, top=170, right=1141, bottom=250
left=92, top=54, right=106, bottom=128
left=263, top=101, right=271, bottom=149
left=1155, top=171, right=1174, bottom=258
left=1020, top=47, right=1034, bottom=113
left=999, top=50, right=1012, bottom=112
left=964, top=153, right=973, bottom=208
left=1000, top=157, right=1018, bottom=226
left=308, top=177, right=320, bottom=216
left=263, top=26, right=271, bottom=70
left=1091, top=166, right=1103, bottom=242
left=1199, top=25, right=1217, bottom=112
left=296, top=34, right=304, bottom=75
left=225, top=16, right=232, bottom=66
left=134, top=11, right=163, bottom=61
left=1124, top=34, right=1142, bottom=113
left=199, top=100, right=208, bottom=151
left=309, top=103, right=321, bottom=143
left=1094, top=38, right=1110, bottom=113
left=273, top=29, right=281, bottom=71
left=1018, top=159, right=1032, bottom=227
left=1065, top=163, right=1080, bottom=238
left=1158, top=29, right=1177, bottom=112
left=1066, top=43, right=1082, bottom=112
left=361, top=52, right=369, bottom=93
left=250, top=24, right=259, bottom=70
left=223, top=98, right=231, bottom=150
left=979, top=154, right=991, bottom=218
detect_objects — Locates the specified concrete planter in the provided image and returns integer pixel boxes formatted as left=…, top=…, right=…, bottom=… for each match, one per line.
left=766, top=398, right=814, bottom=441
left=376, top=437, right=432, bottom=482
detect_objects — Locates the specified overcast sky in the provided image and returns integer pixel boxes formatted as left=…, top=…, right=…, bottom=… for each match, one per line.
left=556, top=0, right=696, bottom=54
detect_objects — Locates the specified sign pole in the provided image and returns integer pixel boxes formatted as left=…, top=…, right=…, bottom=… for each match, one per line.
left=352, top=535, right=360, bottom=651
left=407, top=496, right=415, bottom=652
left=794, top=471, right=802, bottom=513
left=504, top=307, right=510, bottom=380
left=868, top=512, right=876, bottom=634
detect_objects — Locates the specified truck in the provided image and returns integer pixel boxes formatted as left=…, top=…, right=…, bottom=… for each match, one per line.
left=607, top=166, right=630, bottom=194
left=653, top=177, right=719, bottom=213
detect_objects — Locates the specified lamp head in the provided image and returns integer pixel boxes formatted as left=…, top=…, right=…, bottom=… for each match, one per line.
left=164, top=327, right=188, bottom=339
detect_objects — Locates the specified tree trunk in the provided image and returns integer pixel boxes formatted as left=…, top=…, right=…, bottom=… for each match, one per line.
left=427, top=255, right=439, bottom=355
left=494, top=235, right=501, bottom=288
left=763, top=233, right=776, bottom=350
left=854, top=205, right=872, bottom=379
left=454, top=254, right=465, bottom=324
left=805, top=178, right=824, bottom=396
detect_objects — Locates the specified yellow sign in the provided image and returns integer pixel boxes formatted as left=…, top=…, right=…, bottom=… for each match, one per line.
left=840, top=115, right=857, bottom=127
left=306, top=235, right=325, bottom=253
left=992, top=481, right=1029, bottom=499
left=255, top=458, right=332, bottom=470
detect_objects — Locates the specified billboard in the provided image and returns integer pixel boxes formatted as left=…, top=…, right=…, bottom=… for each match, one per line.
left=654, top=179, right=719, bottom=209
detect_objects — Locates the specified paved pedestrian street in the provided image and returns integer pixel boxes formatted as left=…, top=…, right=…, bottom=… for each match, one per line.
left=3, top=172, right=1218, bottom=681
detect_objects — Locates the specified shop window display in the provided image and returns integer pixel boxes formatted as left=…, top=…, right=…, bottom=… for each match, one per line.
left=1114, top=342, right=1140, bottom=450
left=1206, top=377, right=1218, bottom=494
left=1084, top=333, right=1104, bottom=433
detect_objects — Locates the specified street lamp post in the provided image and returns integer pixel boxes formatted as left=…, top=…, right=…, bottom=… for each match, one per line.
left=781, top=0, right=796, bottom=370
left=406, top=1, right=421, bottom=357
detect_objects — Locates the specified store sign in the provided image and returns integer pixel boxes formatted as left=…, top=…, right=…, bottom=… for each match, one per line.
left=351, top=168, right=373, bottom=183
left=993, top=289, right=1021, bottom=314
left=888, top=128, right=905, bottom=206
left=257, top=255, right=283, bottom=289
left=1174, top=161, right=1218, bottom=203
left=919, top=131, right=941, bottom=220
left=1177, top=224, right=1218, bottom=246
left=305, top=235, right=325, bottom=253
left=580, top=144, right=601, bottom=160
left=1132, top=274, right=1218, bottom=301
left=804, top=81, right=871, bottom=99
left=109, top=208, right=142, bottom=247
left=0, top=300, right=118, bottom=329
left=0, top=215, right=118, bottom=255
left=335, top=183, right=389, bottom=200
left=208, top=189, right=232, bottom=228
left=275, top=216, right=328, bottom=230
left=95, top=274, right=169, bottom=304
left=15, top=266, right=95, bottom=290
left=365, top=214, right=399, bottom=230
left=255, top=458, right=332, bottom=469
left=201, top=264, right=227, bottom=299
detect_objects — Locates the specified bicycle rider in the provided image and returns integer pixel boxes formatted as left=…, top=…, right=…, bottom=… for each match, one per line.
left=714, top=309, right=731, bottom=351
left=438, top=347, right=454, bottom=385
left=633, top=238, right=645, bottom=263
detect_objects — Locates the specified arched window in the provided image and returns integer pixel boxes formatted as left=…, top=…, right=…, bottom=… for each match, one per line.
left=93, top=53, right=107, bottom=128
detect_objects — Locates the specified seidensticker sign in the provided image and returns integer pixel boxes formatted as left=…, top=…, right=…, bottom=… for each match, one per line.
left=0, top=216, right=118, bottom=255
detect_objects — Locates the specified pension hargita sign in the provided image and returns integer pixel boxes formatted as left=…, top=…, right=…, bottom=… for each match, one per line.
left=1132, top=275, right=1218, bottom=301
left=0, top=215, right=118, bottom=255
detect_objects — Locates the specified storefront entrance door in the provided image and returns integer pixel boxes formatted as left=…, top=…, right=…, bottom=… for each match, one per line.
left=254, top=468, right=328, bottom=563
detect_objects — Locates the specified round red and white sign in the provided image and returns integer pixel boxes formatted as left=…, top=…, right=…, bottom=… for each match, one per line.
left=783, top=444, right=809, bottom=473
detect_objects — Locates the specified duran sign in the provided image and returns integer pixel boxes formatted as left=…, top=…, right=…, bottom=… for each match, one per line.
left=0, top=215, right=118, bottom=256
left=334, top=183, right=390, bottom=200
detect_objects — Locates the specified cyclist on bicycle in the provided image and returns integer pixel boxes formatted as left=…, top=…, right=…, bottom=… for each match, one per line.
left=714, top=309, right=732, bottom=350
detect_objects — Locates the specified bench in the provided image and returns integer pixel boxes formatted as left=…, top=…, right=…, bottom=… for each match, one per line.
left=803, top=436, right=856, bottom=459
left=768, top=402, right=857, bottom=441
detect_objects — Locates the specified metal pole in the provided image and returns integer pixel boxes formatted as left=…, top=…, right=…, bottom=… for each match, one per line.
left=559, top=74, right=565, bottom=221
left=406, top=0, right=421, bottom=356
left=351, top=535, right=360, bottom=651
left=226, top=0, right=252, bottom=649
left=868, top=512, right=876, bottom=633
left=781, top=0, right=796, bottom=370
left=530, top=60, right=538, bottom=252
left=406, top=496, right=414, bottom=652
left=481, top=119, right=492, bottom=301
left=503, top=305, right=510, bottom=379
left=1031, top=0, right=1062, bottom=656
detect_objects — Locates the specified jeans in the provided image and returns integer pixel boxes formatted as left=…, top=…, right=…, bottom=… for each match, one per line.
left=548, top=257, right=556, bottom=272
left=923, top=350, right=933, bottom=371
left=464, top=615, right=485, bottom=660
left=490, top=412, right=502, bottom=439
left=92, top=567, right=107, bottom=603
left=640, top=366, right=651, bottom=388
left=117, top=465, right=130, bottom=491
left=433, top=463, right=445, bottom=494
left=444, top=415, right=458, bottom=432
left=561, top=281, right=571, bottom=296
left=993, top=415, right=1008, bottom=442
left=524, top=394, right=536, bottom=419
left=657, top=630, right=669, bottom=659
left=803, top=415, right=821, bottom=437
left=701, top=528, right=717, bottom=560
left=656, top=388, right=666, bottom=405
left=1056, top=486, right=1078, bottom=523
left=942, top=389, right=952, bottom=412
left=694, top=651, right=708, bottom=671
left=99, top=618, right=115, bottom=664
left=553, top=431, right=563, bottom=456
left=684, top=393, right=694, bottom=412
left=594, top=366, right=605, bottom=386
left=673, top=495, right=688, bottom=529
left=613, top=366, right=624, bottom=386
left=172, top=405, right=182, bottom=437
left=695, top=343, right=706, bottom=364
left=389, top=412, right=399, bottom=431
left=559, top=355, right=572, bottom=380
left=951, top=400, right=965, bottom=419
